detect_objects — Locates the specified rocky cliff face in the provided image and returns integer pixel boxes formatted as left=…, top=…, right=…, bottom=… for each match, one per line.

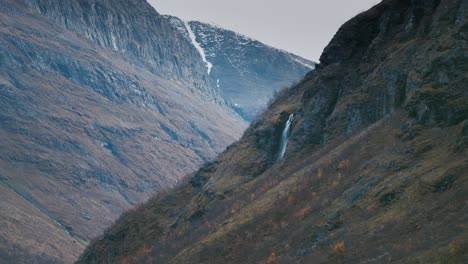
left=78, top=0, right=468, bottom=263
left=19, top=0, right=217, bottom=97
left=0, top=0, right=247, bottom=263
left=166, top=16, right=315, bottom=120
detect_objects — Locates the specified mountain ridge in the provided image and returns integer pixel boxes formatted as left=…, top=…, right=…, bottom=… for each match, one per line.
left=165, top=15, right=316, bottom=120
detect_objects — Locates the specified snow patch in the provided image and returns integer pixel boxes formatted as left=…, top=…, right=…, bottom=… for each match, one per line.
left=291, top=57, right=315, bottom=69
left=111, top=34, right=118, bottom=51
left=183, top=21, right=213, bottom=74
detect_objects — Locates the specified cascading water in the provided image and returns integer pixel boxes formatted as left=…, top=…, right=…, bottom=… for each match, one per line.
left=278, top=114, right=294, bottom=160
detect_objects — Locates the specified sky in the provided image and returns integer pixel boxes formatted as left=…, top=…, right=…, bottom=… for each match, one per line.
left=147, top=0, right=381, bottom=61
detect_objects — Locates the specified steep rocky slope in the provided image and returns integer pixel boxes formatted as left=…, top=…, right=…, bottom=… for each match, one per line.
left=19, top=0, right=215, bottom=93
left=166, top=16, right=315, bottom=120
left=0, top=0, right=247, bottom=263
left=79, top=0, right=468, bottom=263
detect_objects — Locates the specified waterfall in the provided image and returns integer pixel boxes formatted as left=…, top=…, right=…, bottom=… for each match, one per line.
left=278, top=114, right=294, bottom=160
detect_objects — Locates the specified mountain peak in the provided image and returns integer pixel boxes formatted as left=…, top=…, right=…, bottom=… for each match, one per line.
left=319, top=0, right=441, bottom=66
left=166, top=16, right=316, bottom=120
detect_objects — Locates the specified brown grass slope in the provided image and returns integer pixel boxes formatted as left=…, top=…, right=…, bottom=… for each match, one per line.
left=0, top=0, right=246, bottom=263
left=78, top=0, right=468, bottom=263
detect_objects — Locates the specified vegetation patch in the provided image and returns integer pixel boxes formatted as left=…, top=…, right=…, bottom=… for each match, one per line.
left=379, top=191, right=397, bottom=206
left=432, top=174, right=456, bottom=193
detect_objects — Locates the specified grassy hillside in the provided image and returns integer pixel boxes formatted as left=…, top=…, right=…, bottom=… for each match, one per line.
left=0, top=0, right=246, bottom=262
left=78, top=0, right=468, bottom=263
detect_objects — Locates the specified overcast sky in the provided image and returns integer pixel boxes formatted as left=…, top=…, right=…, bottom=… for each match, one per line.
left=147, top=0, right=380, bottom=61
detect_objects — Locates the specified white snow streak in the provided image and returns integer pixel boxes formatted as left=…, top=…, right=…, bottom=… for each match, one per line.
left=292, top=57, right=315, bottom=69
left=183, top=21, right=213, bottom=74
left=111, top=34, right=118, bottom=51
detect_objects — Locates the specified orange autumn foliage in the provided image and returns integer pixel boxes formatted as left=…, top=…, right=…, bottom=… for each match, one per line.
left=230, top=202, right=241, bottom=214
left=297, top=205, right=312, bottom=221
left=333, top=241, right=345, bottom=255
left=260, top=252, right=277, bottom=264
left=338, top=159, right=350, bottom=169
left=317, top=168, right=324, bottom=179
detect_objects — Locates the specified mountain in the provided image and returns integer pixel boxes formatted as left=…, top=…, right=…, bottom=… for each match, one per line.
left=0, top=0, right=248, bottom=262
left=78, top=0, right=468, bottom=263
left=165, top=16, right=315, bottom=120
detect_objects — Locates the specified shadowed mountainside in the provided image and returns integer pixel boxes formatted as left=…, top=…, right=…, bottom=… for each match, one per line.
left=78, top=0, right=468, bottom=263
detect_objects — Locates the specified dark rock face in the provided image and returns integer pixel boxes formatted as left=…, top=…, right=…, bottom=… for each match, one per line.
left=78, top=0, right=467, bottom=263
left=291, top=0, right=467, bottom=146
left=166, top=16, right=315, bottom=120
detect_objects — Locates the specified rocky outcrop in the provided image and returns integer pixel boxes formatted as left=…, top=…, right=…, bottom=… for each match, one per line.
left=292, top=0, right=467, bottom=146
left=78, top=0, right=467, bottom=263
left=19, top=0, right=217, bottom=96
